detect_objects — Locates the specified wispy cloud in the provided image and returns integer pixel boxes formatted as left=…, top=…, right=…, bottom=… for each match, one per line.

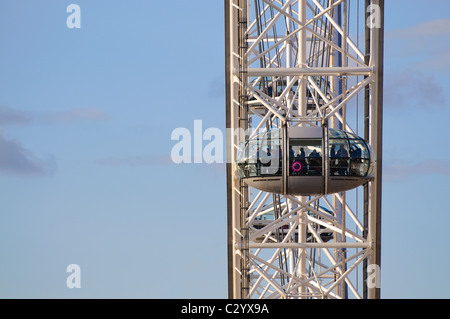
left=42, top=107, right=108, bottom=123
left=387, top=19, right=450, bottom=39
left=0, top=106, right=34, bottom=126
left=383, top=20, right=450, bottom=110
left=386, top=19, right=450, bottom=71
left=414, top=48, right=450, bottom=71
left=0, top=132, right=54, bottom=176
left=96, top=155, right=173, bottom=167
left=0, top=106, right=107, bottom=176
left=384, top=159, right=450, bottom=182
left=384, top=69, right=447, bottom=109
left=0, top=106, right=107, bottom=126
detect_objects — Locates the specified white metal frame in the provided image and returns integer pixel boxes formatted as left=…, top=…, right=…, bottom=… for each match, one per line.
left=226, top=0, right=383, bottom=299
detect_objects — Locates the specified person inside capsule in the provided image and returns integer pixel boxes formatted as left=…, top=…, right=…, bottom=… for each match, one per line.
left=308, top=149, right=322, bottom=175
left=236, top=128, right=374, bottom=190
left=337, top=144, right=349, bottom=175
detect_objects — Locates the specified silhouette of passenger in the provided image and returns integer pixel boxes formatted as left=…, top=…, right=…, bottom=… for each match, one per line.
left=330, top=145, right=336, bottom=158
left=309, top=149, right=320, bottom=157
left=294, top=147, right=307, bottom=175
left=350, top=145, right=362, bottom=158
left=349, top=145, right=363, bottom=176
left=289, top=146, right=295, bottom=158
left=337, top=144, right=349, bottom=175
left=256, top=146, right=261, bottom=175
left=298, top=147, right=306, bottom=158
left=308, top=149, right=321, bottom=174
left=337, top=144, right=348, bottom=158
left=330, top=145, right=338, bottom=175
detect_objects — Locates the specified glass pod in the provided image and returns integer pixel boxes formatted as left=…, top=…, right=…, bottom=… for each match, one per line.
left=236, top=126, right=375, bottom=195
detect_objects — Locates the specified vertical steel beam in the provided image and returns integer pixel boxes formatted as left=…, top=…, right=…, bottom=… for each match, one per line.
left=363, top=0, right=371, bottom=300
left=366, top=0, right=384, bottom=300
left=225, top=0, right=234, bottom=299
left=225, top=0, right=244, bottom=299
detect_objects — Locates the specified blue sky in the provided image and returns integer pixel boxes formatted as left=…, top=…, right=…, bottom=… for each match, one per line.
left=0, top=0, right=449, bottom=298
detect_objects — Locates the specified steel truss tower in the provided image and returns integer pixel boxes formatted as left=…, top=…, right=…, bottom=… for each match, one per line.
left=226, top=0, right=383, bottom=299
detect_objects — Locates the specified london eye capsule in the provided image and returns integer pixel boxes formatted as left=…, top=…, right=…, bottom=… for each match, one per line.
left=236, top=126, right=375, bottom=195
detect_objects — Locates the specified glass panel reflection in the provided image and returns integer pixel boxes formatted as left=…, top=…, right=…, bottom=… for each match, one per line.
left=289, top=139, right=322, bottom=176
